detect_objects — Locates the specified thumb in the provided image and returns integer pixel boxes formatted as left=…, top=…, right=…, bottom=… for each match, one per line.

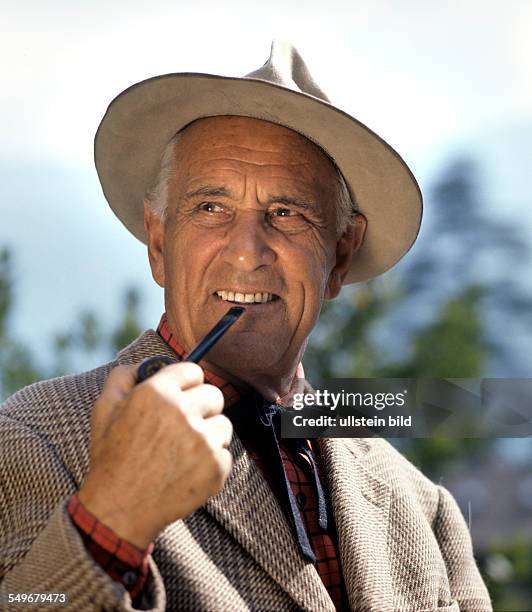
left=91, top=364, right=138, bottom=443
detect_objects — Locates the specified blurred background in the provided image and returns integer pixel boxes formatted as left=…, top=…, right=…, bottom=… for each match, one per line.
left=1, top=1, right=531, bottom=609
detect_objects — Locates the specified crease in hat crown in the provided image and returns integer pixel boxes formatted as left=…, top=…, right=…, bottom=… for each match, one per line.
left=94, top=40, right=423, bottom=284
left=245, top=40, right=330, bottom=102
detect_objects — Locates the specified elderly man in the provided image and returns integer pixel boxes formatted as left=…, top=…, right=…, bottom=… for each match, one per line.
left=1, top=43, right=491, bottom=611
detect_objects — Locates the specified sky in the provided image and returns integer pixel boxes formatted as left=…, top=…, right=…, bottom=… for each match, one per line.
left=1, top=0, right=531, bottom=366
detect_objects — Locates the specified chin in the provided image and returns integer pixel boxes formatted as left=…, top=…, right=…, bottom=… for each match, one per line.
left=209, top=339, right=282, bottom=374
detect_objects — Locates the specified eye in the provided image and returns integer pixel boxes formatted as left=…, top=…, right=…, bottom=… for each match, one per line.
left=268, top=205, right=311, bottom=233
left=270, top=206, right=300, bottom=218
left=198, top=201, right=225, bottom=213
left=192, top=201, right=232, bottom=227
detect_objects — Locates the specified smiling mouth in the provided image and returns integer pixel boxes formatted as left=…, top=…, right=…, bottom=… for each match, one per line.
left=214, top=290, right=280, bottom=304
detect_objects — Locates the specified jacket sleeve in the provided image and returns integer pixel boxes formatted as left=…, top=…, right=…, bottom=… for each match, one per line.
left=0, top=414, right=166, bottom=612
left=433, top=485, right=493, bottom=612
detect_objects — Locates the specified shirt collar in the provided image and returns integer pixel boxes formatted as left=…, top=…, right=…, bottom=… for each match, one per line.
left=156, top=313, right=305, bottom=408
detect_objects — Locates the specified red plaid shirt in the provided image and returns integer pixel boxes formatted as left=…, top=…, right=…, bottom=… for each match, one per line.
left=69, top=314, right=348, bottom=609
left=67, top=495, right=152, bottom=600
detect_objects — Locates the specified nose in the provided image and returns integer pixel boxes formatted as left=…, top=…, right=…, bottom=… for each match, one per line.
left=219, top=209, right=276, bottom=272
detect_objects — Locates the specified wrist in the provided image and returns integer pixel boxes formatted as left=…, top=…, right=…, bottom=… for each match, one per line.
left=68, top=494, right=153, bottom=598
left=77, top=484, right=156, bottom=550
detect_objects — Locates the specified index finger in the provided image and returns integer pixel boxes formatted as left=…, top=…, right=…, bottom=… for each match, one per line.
left=144, top=361, right=205, bottom=392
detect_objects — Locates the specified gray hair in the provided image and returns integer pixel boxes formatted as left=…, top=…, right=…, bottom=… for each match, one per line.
left=145, top=127, right=358, bottom=236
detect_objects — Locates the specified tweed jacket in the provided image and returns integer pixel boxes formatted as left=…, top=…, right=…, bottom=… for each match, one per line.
left=0, top=330, right=492, bottom=612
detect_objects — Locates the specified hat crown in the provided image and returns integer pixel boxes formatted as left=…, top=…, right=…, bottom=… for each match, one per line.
left=245, top=40, right=330, bottom=103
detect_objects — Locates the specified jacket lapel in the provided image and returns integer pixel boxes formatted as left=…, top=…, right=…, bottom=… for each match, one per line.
left=318, top=437, right=394, bottom=612
left=205, top=434, right=336, bottom=612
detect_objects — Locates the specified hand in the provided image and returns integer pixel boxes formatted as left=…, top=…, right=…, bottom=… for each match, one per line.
left=78, top=362, right=233, bottom=549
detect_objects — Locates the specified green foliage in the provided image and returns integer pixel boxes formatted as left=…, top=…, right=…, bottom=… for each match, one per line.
left=0, top=250, right=143, bottom=399
left=483, top=537, right=532, bottom=611
left=0, top=339, right=41, bottom=400
left=380, top=285, right=486, bottom=378
left=0, top=249, right=41, bottom=398
left=305, top=278, right=400, bottom=379
left=110, top=288, right=142, bottom=354
left=0, top=248, right=11, bottom=337
left=79, top=311, right=102, bottom=353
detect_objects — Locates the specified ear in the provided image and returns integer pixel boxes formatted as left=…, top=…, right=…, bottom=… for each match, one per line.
left=324, top=213, right=367, bottom=300
left=144, top=199, right=165, bottom=288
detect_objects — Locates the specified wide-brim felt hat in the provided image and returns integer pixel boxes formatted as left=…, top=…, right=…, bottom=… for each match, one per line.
left=95, top=40, right=422, bottom=283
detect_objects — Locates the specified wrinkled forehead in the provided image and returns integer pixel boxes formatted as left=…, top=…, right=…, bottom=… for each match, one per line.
left=175, top=116, right=338, bottom=177
left=167, top=115, right=341, bottom=204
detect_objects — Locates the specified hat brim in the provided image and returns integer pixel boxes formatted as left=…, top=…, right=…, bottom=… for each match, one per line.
left=94, top=73, right=422, bottom=283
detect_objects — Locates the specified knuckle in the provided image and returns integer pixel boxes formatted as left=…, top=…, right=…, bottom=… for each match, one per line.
left=221, top=414, right=233, bottom=432
left=134, top=378, right=157, bottom=403
left=132, top=380, right=183, bottom=422
left=176, top=362, right=204, bottom=385
left=217, top=415, right=233, bottom=440
left=203, top=384, right=225, bottom=409
left=198, top=437, right=223, bottom=468
left=187, top=425, right=209, bottom=451
left=206, top=444, right=220, bottom=465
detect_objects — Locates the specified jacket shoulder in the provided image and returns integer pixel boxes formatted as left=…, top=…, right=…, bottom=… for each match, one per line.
left=0, top=329, right=173, bottom=461
left=1, top=361, right=116, bottom=426
left=0, top=329, right=168, bottom=427
left=345, top=437, right=443, bottom=521
left=0, top=361, right=118, bottom=487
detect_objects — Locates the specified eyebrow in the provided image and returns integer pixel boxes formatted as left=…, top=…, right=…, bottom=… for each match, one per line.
left=184, top=185, right=317, bottom=210
left=266, top=195, right=315, bottom=210
left=185, top=185, right=232, bottom=199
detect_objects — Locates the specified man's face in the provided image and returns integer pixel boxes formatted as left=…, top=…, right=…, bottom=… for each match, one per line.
left=145, top=116, right=364, bottom=378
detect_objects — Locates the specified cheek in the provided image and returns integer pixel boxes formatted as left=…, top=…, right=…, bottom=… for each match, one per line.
left=163, top=221, right=206, bottom=292
left=299, top=232, right=336, bottom=284
left=162, top=249, right=182, bottom=297
left=312, top=231, right=338, bottom=288
left=282, top=233, right=335, bottom=307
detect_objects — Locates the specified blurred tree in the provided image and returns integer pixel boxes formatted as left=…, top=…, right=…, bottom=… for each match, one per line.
left=0, top=248, right=143, bottom=399
left=380, top=285, right=486, bottom=378
left=0, top=248, right=41, bottom=399
left=306, top=158, right=531, bottom=477
left=110, top=288, right=143, bottom=354
left=397, top=158, right=532, bottom=376
left=48, top=289, right=143, bottom=378
left=483, top=536, right=532, bottom=611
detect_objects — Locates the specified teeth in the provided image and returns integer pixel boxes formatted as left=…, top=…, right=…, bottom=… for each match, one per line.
left=216, top=291, right=274, bottom=303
